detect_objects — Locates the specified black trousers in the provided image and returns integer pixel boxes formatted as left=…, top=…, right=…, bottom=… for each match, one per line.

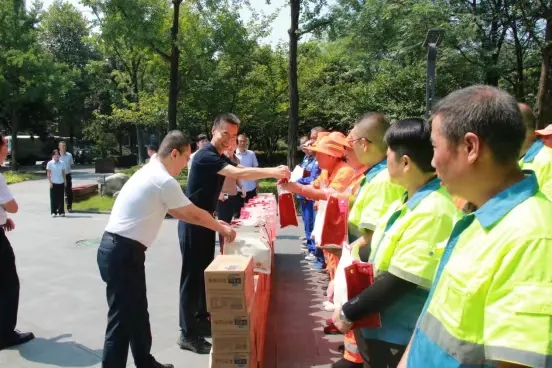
left=50, top=183, right=65, bottom=215
left=65, top=174, right=73, bottom=210
left=97, top=232, right=154, bottom=368
left=0, top=229, right=19, bottom=340
left=177, top=220, right=216, bottom=338
left=353, top=329, right=406, bottom=368
left=237, top=188, right=257, bottom=218
left=216, top=195, right=239, bottom=246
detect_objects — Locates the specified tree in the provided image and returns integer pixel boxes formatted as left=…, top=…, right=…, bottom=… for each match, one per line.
left=39, top=0, right=97, bottom=143
left=0, top=0, right=69, bottom=168
left=286, top=0, right=331, bottom=167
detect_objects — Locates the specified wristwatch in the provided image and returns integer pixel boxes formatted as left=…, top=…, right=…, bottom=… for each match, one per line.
left=339, top=309, right=353, bottom=325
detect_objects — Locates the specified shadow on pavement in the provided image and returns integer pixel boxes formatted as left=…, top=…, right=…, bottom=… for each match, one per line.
left=12, top=334, right=102, bottom=367
left=264, top=253, right=341, bottom=368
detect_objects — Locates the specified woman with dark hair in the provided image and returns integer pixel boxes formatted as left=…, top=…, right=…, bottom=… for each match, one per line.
left=332, top=118, right=460, bottom=368
left=46, top=150, right=66, bottom=217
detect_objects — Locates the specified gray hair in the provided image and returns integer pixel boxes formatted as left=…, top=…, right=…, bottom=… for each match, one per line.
left=431, top=85, right=525, bottom=164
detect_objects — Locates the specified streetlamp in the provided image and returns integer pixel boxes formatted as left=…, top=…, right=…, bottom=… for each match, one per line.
left=423, top=29, right=443, bottom=118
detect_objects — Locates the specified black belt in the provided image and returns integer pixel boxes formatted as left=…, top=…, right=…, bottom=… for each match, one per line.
left=104, top=232, right=147, bottom=252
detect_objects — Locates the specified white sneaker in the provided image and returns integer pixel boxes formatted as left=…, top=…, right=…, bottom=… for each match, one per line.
left=51, top=213, right=56, bottom=217
left=324, top=302, right=335, bottom=312
left=305, top=254, right=315, bottom=261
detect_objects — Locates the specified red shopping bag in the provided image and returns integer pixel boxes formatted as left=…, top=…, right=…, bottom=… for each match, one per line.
left=344, top=261, right=382, bottom=329
left=319, top=195, right=348, bottom=249
left=278, top=190, right=299, bottom=228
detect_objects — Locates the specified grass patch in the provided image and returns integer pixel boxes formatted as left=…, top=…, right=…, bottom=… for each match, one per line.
left=72, top=195, right=115, bottom=212
left=4, top=171, right=41, bottom=184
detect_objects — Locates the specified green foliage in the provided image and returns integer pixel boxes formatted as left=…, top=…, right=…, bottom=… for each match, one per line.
left=3, top=171, right=41, bottom=184
left=0, top=0, right=548, bottom=163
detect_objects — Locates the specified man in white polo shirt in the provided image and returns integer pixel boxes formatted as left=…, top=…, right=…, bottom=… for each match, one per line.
left=235, top=134, right=259, bottom=214
left=0, top=134, right=35, bottom=351
left=98, top=130, right=236, bottom=368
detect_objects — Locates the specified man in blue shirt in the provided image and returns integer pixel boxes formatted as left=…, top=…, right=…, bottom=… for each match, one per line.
left=296, top=136, right=321, bottom=259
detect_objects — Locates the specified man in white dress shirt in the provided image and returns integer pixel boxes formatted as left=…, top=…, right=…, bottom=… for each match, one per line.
left=98, top=130, right=236, bottom=368
left=235, top=134, right=259, bottom=214
left=0, top=134, right=35, bottom=350
left=58, top=141, right=73, bottom=212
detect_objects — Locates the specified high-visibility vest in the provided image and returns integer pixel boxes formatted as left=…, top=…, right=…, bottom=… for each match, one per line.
left=359, top=179, right=460, bottom=346
left=348, top=161, right=404, bottom=234
left=520, top=139, right=552, bottom=199
left=408, top=173, right=552, bottom=368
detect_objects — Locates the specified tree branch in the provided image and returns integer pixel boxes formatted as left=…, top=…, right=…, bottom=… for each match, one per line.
left=298, top=19, right=332, bottom=37
left=454, top=45, right=484, bottom=66
left=148, top=41, right=171, bottom=62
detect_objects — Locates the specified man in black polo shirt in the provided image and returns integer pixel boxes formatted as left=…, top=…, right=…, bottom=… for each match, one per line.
left=177, top=113, right=290, bottom=354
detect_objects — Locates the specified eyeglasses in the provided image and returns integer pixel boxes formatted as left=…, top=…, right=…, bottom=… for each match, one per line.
left=348, top=137, right=372, bottom=145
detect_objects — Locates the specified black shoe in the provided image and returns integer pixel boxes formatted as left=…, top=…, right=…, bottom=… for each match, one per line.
left=0, top=330, right=35, bottom=350
left=337, top=344, right=345, bottom=353
left=151, top=358, right=174, bottom=368
left=177, top=335, right=211, bottom=354
left=67, top=208, right=73, bottom=213
left=331, top=358, right=364, bottom=368
left=197, top=319, right=211, bottom=337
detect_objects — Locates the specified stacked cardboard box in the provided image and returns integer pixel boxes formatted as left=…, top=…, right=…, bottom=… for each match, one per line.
left=206, top=255, right=257, bottom=368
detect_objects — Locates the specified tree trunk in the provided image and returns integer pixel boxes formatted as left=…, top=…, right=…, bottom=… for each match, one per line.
left=168, top=0, right=182, bottom=131
left=512, top=20, right=525, bottom=100
left=535, top=6, right=552, bottom=129
left=10, top=108, right=19, bottom=171
left=136, top=125, right=144, bottom=163
left=287, top=0, right=300, bottom=168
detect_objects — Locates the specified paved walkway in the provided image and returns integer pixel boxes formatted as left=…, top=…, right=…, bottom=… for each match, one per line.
left=0, top=167, right=343, bottom=368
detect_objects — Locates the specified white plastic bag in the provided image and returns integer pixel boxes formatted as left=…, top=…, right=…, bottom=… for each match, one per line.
left=311, top=200, right=327, bottom=245
left=223, top=235, right=272, bottom=274
left=333, top=246, right=354, bottom=308
left=290, top=165, right=305, bottom=182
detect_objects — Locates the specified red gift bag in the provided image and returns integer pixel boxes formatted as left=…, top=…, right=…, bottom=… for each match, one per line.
left=344, top=261, right=382, bottom=329
left=319, top=195, right=348, bottom=249
left=277, top=185, right=299, bottom=228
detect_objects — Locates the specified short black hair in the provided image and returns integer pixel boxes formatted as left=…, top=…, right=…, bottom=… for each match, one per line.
left=158, top=130, right=191, bottom=158
left=197, top=134, right=207, bottom=141
left=354, top=112, right=390, bottom=152
left=52, top=149, right=60, bottom=156
left=214, top=113, right=240, bottom=128
left=385, top=118, right=435, bottom=173
left=147, top=142, right=158, bottom=151
left=431, top=85, right=525, bottom=164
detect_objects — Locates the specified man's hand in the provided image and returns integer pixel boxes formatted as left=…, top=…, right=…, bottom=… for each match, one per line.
left=3, top=218, right=15, bottom=232
left=49, top=182, right=53, bottom=189
left=332, top=305, right=353, bottom=334
left=218, top=220, right=237, bottom=243
left=272, top=165, right=291, bottom=180
left=218, top=193, right=226, bottom=201
left=241, top=188, right=246, bottom=198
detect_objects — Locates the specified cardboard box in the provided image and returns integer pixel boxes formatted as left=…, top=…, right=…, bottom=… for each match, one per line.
left=211, top=312, right=253, bottom=335
left=205, top=255, right=254, bottom=292
left=212, top=333, right=253, bottom=353
left=209, top=349, right=257, bottom=368
left=207, top=292, right=253, bottom=313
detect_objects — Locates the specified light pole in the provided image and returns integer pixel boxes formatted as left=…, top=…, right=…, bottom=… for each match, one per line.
left=423, top=29, right=443, bottom=118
